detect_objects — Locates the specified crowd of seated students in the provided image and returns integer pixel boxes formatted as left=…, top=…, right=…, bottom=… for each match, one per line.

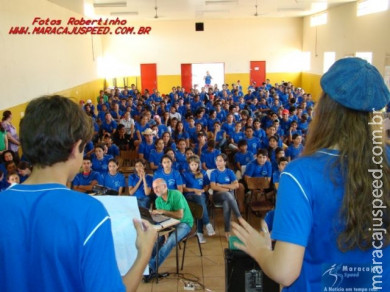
left=72, top=80, right=315, bottom=240
left=0, top=79, right=315, bottom=241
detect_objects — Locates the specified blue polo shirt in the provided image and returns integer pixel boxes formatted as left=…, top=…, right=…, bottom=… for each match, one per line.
left=128, top=173, right=153, bottom=199
left=72, top=171, right=102, bottom=186
left=210, top=168, right=237, bottom=185
left=153, top=169, right=183, bottom=190
left=0, top=183, right=124, bottom=291
left=102, top=172, right=126, bottom=192
left=286, top=144, right=304, bottom=161
left=272, top=149, right=390, bottom=291
left=244, top=160, right=272, bottom=178
left=200, top=149, right=221, bottom=169
left=234, top=151, right=254, bottom=166
left=181, top=170, right=210, bottom=193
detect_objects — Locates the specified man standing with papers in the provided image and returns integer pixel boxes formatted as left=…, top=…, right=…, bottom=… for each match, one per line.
left=146, top=178, right=193, bottom=281
left=0, top=95, right=156, bottom=292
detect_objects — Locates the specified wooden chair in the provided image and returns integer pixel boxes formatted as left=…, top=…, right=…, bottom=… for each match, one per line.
left=180, top=201, right=203, bottom=270
left=119, top=149, right=137, bottom=167
left=245, top=177, right=274, bottom=219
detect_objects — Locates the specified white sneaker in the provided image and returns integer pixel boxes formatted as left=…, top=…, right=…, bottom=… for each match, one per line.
left=206, top=223, right=216, bottom=236
left=197, top=233, right=206, bottom=244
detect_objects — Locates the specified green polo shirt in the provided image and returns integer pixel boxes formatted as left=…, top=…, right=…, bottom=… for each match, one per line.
left=155, top=189, right=193, bottom=228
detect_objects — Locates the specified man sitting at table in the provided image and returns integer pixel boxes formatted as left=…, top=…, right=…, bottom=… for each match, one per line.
left=145, top=178, right=193, bottom=281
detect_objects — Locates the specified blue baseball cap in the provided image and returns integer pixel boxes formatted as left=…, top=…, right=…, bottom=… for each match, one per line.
left=320, top=57, right=390, bottom=112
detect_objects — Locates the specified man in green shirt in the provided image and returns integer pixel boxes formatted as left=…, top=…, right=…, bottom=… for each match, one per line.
left=147, top=178, right=193, bottom=278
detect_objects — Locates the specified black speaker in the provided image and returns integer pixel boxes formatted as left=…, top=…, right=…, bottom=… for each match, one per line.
left=225, top=249, right=279, bottom=292
left=195, top=22, right=204, bottom=31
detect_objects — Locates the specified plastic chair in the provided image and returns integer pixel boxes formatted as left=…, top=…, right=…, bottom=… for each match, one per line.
left=180, top=201, right=204, bottom=270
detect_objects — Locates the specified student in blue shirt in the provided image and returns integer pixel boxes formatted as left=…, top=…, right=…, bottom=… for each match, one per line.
left=149, top=138, right=165, bottom=170
left=72, top=157, right=101, bottom=193
left=285, top=134, right=304, bottom=161
left=244, top=149, right=272, bottom=182
left=102, top=159, right=126, bottom=195
left=234, top=139, right=254, bottom=173
left=0, top=95, right=156, bottom=292
left=272, top=157, right=288, bottom=190
left=232, top=57, right=390, bottom=291
left=210, top=153, right=242, bottom=240
left=200, top=140, right=221, bottom=171
left=103, top=134, right=120, bottom=159
left=91, top=144, right=111, bottom=176
left=137, top=128, right=156, bottom=163
left=244, top=126, right=262, bottom=155
left=228, top=121, right=245, bottom=150
left=153, top=155, right=183, bottom=193
left=182, top=155, right=215, bottom=244
left=129, top=159, right=154, bottom=209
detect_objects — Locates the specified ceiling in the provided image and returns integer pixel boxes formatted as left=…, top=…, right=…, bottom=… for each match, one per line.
left=49, top=0, right=357, bottom=20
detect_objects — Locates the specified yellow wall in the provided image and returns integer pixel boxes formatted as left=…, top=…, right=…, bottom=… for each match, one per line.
left=301, top=73, right=322, bottom=101
left=0, top=79, right=105, bottom=136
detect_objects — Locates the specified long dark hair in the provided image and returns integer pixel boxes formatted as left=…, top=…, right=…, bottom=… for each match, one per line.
left=2, top=110, right=11, bottom=122
left=303, top=93, right=390, bottom=251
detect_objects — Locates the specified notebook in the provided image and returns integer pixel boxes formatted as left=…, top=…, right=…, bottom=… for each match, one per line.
left=138, top=206, right=171, bottom=224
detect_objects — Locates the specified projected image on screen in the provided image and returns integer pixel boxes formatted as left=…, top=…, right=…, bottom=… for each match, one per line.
left=192, top=63, right=225, bottom=90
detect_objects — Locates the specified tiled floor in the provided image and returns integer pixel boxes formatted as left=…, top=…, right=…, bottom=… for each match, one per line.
left=137, top=212, right=262, bottom=292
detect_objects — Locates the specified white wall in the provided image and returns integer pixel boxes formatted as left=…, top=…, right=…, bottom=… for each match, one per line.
left=101, top=18, right=303, bottom=78
left=302, top=2, right=390, bottom=75
left=0, top=0, right=103, bottom=109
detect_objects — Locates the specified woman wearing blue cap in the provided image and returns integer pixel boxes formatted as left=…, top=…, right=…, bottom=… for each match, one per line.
left=232, top=57, right=390, bottom=291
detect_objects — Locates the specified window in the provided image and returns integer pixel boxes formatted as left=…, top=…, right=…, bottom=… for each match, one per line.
left=355, top=52, right=373, bottom=64
left=357, top=0, right=389, bottom=16
left=323, top=52, right=336, bottom=73
left=310, top=12, right=327, bottom=27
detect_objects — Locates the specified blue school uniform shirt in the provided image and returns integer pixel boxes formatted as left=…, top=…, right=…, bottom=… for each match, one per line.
left=107, top=144, right=120, bottom=158
left=149, top=149, right=165, bottom=167
left=286, top=144, right=304, bottom=161
left=138, top=141, right=155, bottom=162
left=272, top=169, right=282, bottom=184
left=234, top=151, right=254, bottom=166
left=272, top=149, right=389, bottom=291
left=222, top=122, right=235, bottom=137
left=102, top=172, right=126, bottom=192
left=230, top=131, right=245, bottom=144
left=72, top=170, right=102, bottom=186
left=244, top=160, right=272, bottom=178
left=253, top=128, right=266, bottom=140
left=210, top=168, right=237, bottom=185
left=246, top=137, right=262, bottom=155
left=100, top=120, right=117, bottom=134
left=200, top=149, right=221, bottom=169
left=0, top=183, right=125, bottom=291
left=181, top=170, right=210, bottom=194
left=153, top=169, right=183, bottom=190
left=128, top=173, right=153, bottom=199
left=91, top=155, right=112, bottom=175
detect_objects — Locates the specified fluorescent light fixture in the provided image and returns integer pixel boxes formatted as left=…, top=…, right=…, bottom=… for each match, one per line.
left=202, top=9, right=230, bottom=13
left=277, top=7, right=305, bottom=11
left=205, top=0, right=237, bottom=4
left=357, top=0, right=389, bottom=16
left=310, top=12, right=327, bottom=26
left=110, top=11, right=139, bottom=16
left=93, top=2, right=127, bottom=8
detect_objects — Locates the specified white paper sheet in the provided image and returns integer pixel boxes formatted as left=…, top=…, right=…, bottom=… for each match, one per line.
left=93, top=196, right=146, bottom=275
